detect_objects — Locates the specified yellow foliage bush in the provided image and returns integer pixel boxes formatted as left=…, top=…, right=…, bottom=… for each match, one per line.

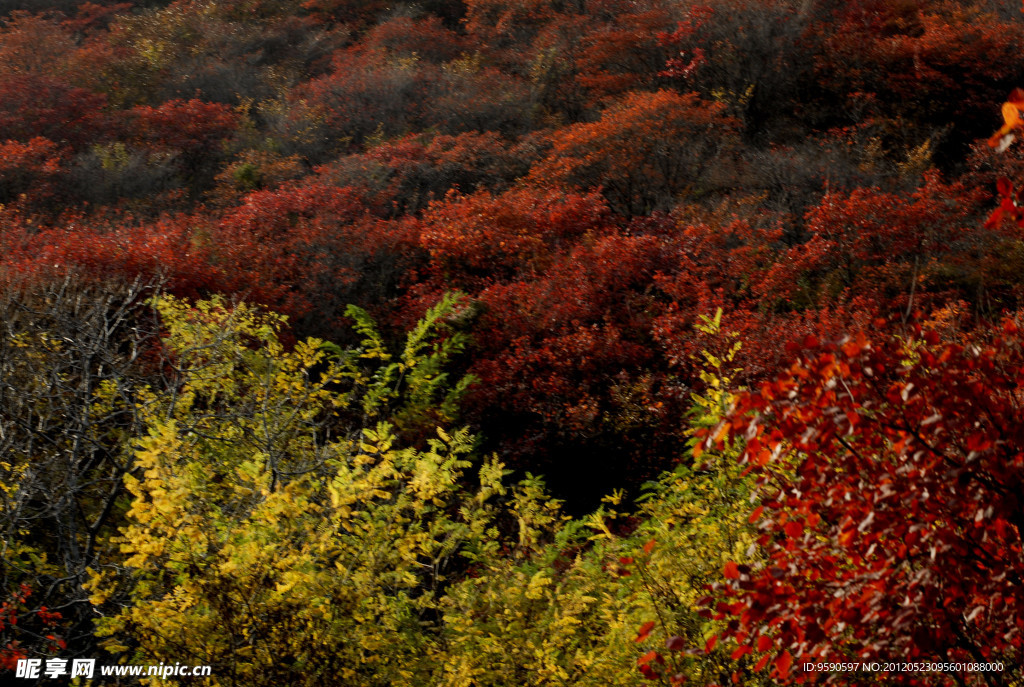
left=84, top=297, right=767, bottom=685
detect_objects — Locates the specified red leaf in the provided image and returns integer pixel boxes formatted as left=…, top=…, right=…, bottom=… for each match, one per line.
left=997, top=177, right=1013, bottom=197
left=639, top=663, right=660, bottom=680
left=724, top=561, right=740, bottom=579
left=638, top=649, right=660, bottom=666
left=666, top=635, right=686, bottom=651
left=775, top=651, right=793, bottom=678
left=966, top=433, right=993, bottom=453
left=986, top=208, right=1005, bottom=229
left=748, top=505, right=764, bottom=523
left=704, top=635, right=718, bottom=653
left=643, top=538, right=656, bottom=555
left=635, top=621, right=656, bottom=643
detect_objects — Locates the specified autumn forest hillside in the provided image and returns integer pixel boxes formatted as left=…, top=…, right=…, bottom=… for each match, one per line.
left=2, top=0, right=1024, bottom=684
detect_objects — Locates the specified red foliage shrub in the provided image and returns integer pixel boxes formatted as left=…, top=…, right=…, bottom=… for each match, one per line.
left=702, top=320, right=1024, bottom=680
left=216, top=183, right=422, bottom=333
left=299, top=0, right=391, bottom=29
left=575, top=5, right=675, bottom=101
left=0, top=74, right=108, bottom=150
left=125, top=99, right=238, bottom=156
left=0, top=211, right=232, bottom=299
left=777, top=172, right=997, bottom=311
left=360, top=14, right=467, bottom=63
left=209, top=150, right=308, bottom=207
left=315, top=131, right=533, bottom=215
left=654, top=0, right=816, bottom=134
left=296, top=43, right=533, bottom=151
left=0, top=10, right=118, bottom=90
left=0, top=182, right=414, bottom=333
left=121, top=99, right=239, bottom=185
left=461, top=0, right=559, bottom=60
left=423, top=59, right=535, bottom=137
left=815, top=1, right=1024, bottom=153
left=290, top=47, right=433, bottom=155
left=416, top=187, right=610, bottom=287
left=0, top=138, right=62, bottom=204
left=0, top=584, right=65, bottom=672
left=460, top=228, right=690, bottom=495
left=0, top=11, right=78, bottom=77
left=528, top=89, right=739, bottom=215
